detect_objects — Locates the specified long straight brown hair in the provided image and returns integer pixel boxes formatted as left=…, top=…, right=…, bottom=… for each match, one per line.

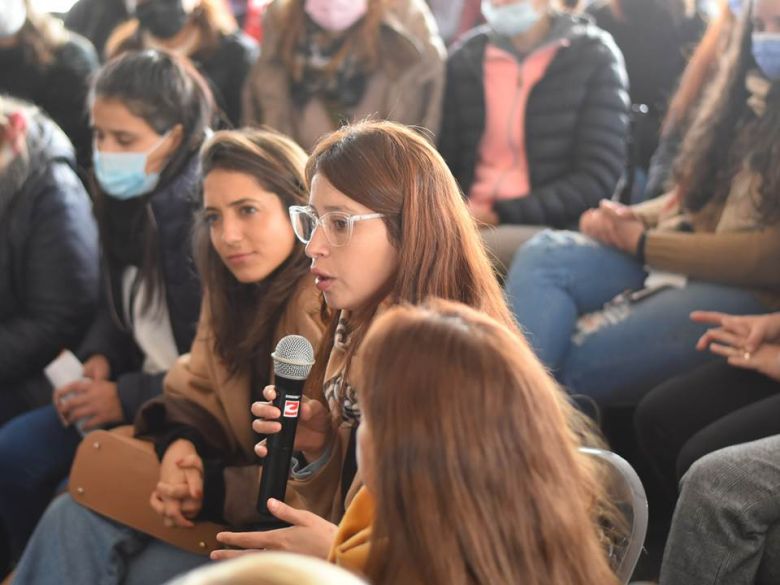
left=304, top=120, right=516, bottom=390
left=194, top=128, right=311, bottom=384
left=358, top=300, right=619, bottom=585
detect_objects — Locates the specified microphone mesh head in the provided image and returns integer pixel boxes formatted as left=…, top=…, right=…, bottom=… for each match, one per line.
left=272, top=335, right=315, bottom=380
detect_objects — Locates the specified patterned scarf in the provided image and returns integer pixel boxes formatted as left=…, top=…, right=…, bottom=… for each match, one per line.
left=746, top=69, right=771, bottom=118
left=289, top=17, right=369, bottom=127
left=323, top=311, right=362, bottom=426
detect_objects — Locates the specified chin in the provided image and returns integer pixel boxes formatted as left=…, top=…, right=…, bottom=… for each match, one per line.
left=230, top=267, right=273, bottom=284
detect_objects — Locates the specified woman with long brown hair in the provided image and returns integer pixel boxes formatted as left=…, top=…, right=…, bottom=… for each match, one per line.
left=11, top=128, right=326, bottom=584
left=210, top=120, right=522, bottom=560
left=345, top=299, right=618, bottom=585
left=242, top=0, right=445, bottom=151
left=106, top=0, right=258, bottom=125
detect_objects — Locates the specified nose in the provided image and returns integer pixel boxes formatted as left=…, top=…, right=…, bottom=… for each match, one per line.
left=221, top=215, right=243, bottom=246
left=305, top=223, right=329, bottom=258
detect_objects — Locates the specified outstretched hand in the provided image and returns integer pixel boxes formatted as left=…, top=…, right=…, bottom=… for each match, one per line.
left=211, top=498, right=338, bottom=561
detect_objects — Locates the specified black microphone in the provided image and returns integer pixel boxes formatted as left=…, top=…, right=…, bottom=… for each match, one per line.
left=256, top=335, right=315, bottom=529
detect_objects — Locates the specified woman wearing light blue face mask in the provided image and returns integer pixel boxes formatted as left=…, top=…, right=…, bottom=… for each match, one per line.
left=752, top=0, right=780, bottom=80
left=439, top=0, right=630, bottom=270
left=0, top=49, right=215, bottom=572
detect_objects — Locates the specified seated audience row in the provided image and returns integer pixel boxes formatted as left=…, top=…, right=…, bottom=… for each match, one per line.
left=7, top=113, right=622, bottom=584
left=0, top=51, right=209, bottom=568
left=507, top=0, right=780, bottom=408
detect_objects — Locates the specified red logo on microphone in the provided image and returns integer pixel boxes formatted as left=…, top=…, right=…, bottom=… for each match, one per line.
left=283, top=400, right=300, bottom=418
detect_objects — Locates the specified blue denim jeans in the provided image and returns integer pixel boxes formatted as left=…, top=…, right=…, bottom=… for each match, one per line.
left=0, top=405, right=81, bottom=560
left=506, top=230, right=768, bottom=405
left=13, top=495, right=208, bottom=585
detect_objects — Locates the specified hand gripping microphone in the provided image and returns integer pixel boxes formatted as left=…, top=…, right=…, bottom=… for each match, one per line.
left=256, top=335, right=315, bottom=528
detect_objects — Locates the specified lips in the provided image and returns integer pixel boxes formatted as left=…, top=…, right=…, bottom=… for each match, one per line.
left=226, top=252, right=255, bottom=264
left=311, top=267, right=335, bottom=292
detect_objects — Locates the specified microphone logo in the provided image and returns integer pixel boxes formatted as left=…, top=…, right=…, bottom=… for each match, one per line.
left=283, top=399, right=300, bottom=418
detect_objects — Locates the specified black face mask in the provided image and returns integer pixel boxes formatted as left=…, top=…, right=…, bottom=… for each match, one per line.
left=136, top=0, right=188, bottom=39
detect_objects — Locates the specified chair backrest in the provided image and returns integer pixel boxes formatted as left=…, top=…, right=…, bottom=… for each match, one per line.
left=580, top=447, right=649, bottom=585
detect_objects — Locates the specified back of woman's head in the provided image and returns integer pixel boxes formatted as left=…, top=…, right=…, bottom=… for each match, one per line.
left=306, top=120, right=512, bottom=328
left=674, top=0, right=780, bottom=221
left=172, top=551, right=368, bottom=585
left=91, top=49, right=215, bottom=183
left=195, top=127, right=311, bottom=378
left=358, top=300, right=618, bottom=585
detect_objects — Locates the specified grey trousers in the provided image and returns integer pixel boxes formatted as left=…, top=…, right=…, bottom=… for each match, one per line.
left=660, top=434, right=780, bottom=585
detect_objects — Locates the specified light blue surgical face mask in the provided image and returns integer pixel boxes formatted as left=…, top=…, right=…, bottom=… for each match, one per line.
left=481, top=0, right=542, bottom=38
left=92, top=132, right=170, bottom=200
left=752, top=32, right=780, bottom=82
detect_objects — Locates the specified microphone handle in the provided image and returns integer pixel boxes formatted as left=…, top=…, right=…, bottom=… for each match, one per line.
left=256, top=376, right=305, bottom=522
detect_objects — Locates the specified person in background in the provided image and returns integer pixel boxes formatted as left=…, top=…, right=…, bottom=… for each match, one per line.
left=242, top=0, right=445, bottom=152
left=0, top=0, right=99, bottom=170
left=505, top=0, right=780, bottom=406
left=587, top=0, right=707, bottom=171
left=636, top=310, right=780, bottom=498
left=0, top=49, right=213, bottom=576
left=426, top=0, right=483, bottom=45
left=224, top=0, right=266, bottom=41
left=0, top=97, right=98, bottom=426
left=659, top=434, right=780, bottom=584
left=65, top=0, right=133, bottom=58
left=0, top=96, right=98, bottom=579
left=556, top=0, right=584, bottom=11
left=439, top=0, right=630, bottom=271
left=106, top=0, right=258, bottom=126
left=643, top=0, right=740, bottom=201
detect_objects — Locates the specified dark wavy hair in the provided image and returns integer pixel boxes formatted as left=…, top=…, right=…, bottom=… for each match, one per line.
left=673, top=0, right=780, bottom=224
left=195, top=128, right=311, bottom=383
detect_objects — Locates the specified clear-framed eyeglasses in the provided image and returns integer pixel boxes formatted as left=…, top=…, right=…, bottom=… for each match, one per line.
left=289, top=205, right=386, bottom=247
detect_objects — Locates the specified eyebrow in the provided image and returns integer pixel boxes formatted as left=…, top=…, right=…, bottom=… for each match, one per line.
left=322, top=204, right=355, bottom=213
left=90, top=126, right=137, bottom=140
left=203, top=198, right=264, bottom=212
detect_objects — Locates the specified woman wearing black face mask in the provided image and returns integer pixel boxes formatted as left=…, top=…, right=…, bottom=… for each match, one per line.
left=105, top=0, right=258, bottom=126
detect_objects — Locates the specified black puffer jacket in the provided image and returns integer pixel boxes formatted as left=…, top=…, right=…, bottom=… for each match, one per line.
left=78, top=155, right=203, bottom=421
left=439, top=13, right=630, bottom=227
left=0, top=108, right=99, bottom=421
left=0, top=30, right=99, bottom=170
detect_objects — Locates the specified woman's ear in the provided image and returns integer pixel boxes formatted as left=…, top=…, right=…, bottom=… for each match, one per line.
left=166, top=123, right=185, bottom=156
